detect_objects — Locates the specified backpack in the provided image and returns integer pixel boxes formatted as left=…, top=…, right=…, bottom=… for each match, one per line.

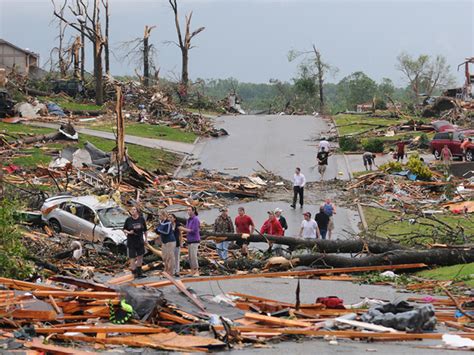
left=323, top=204, right=333, bottom=217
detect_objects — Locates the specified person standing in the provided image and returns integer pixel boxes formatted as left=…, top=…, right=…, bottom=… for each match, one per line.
left=169, top=214, right=182, bottom=277
left=214, top=207, right=234, bottom=260
left=291, top=167, right=306, bottom=208
left=314, top=206, right=330, bottom=240
left=396, top=140, right=407, bottom=162
left=260, top=211, right=284, bottom=236
left=317, top=147, right=329, bottom=181
left=234, top=207, right=255, bottom=256
left=461, top=138, right=472, bottom=160
left=179, top=207, right=201, bottom=276
left=319, top=137, right=330, bottom=152
left=363, top=152, right=376, bottom=171
left=274, top=208, right=288, bottom=235
left=299, top=212, right=320, bottom=239
left=441, top=144, right=453, bottom=169
left=123, top=206, right=148, bottom=278
left=323, top=198, right=336, bottom=239
left=156, top=211, right=175, bottom=276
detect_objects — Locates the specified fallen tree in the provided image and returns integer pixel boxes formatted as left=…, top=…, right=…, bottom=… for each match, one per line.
left=293, top=248, right=474, bottom=269
left=200, top=231, right=407, bottom=254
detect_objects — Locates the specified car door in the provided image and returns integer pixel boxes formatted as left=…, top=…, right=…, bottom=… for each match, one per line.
left=57, top=201, right=81, bottom=234
left=451, top=132, right=463, bottom=155
left=75, top=204, right=100, bottom=242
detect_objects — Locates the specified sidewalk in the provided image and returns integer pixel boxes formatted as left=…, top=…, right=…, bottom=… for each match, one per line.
left=25, top=122, right=195, bottom=155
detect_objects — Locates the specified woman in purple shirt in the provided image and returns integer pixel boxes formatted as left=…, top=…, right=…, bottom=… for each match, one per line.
left=179, top=206, right=201, bottom=276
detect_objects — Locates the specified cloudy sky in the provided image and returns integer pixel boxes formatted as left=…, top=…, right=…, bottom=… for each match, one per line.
left=0, top=0, right=472, bottom=85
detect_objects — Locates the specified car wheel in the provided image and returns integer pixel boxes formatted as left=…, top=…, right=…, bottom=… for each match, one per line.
left=433, top=150, right=441, bottom=160
left=466, top=150, right=474, bottom=162
left=103, top=239, right=124, bottom=254
left=49, top=219, right=62, bottom=233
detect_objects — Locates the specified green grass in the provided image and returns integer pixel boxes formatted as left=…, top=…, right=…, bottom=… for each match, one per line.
left=89, top=122, right=197, bottom=143
left=334, top=114, right=431, bottom=137
left=0, top=122, right=177, bottom=172
left=39, top=96, right=104, bottom=112
left=0, top=122, right=55, bottom=135
left=363, top=206, right=474, bottom=242
left=416, top=263, right=474, bottom=287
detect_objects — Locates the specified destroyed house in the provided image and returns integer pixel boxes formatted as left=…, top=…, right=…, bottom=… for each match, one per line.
left=0, top=38, right=39, bottom=75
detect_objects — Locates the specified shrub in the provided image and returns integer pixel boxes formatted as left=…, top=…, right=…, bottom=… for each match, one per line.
left=406, top=153, right=432, bottom=180
left=362, top=138, right=384, bottom=153
left=0, top=199, right=33, bottom=279
left=379, top=161, right=403, bottom=173
left=339, top=136, right=359, bottom=152
left=418, top=133, right=430, bottom=148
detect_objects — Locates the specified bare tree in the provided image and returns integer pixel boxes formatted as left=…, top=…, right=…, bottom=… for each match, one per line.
left=52, top=0, right=106, bottom=105
left=118, top=25, right=158, bottom=86
left=397, top=52, right=455, bottom=100
left=101, top=0, right=110, bottom=75
left=168, top=0, right=205, bottom=94
left=288, top=45, right=335, bottom=113
left=50, top=0, right=69, bottom=77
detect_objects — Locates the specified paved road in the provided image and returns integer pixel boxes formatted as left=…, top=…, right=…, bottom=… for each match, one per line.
left=25, top=121, right=195, bottom=155
left=192, top=115, right=351, bottom=181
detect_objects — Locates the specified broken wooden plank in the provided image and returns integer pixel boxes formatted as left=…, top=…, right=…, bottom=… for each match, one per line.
left=24, top=339, right=96, bottom=354
left=334, top=317, right=399, bottom=333
left=138, top=264, right=427, bottom=288
left=162, top=271, right=207, bottom=313
left=35, top=325, right=170, bottom=334
left=244, top=312, right=312, bottom=328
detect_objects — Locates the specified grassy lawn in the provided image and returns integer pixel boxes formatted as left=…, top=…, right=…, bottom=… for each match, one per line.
left=0, top=122, right=177, bottom=172
left=88, top=122, right=197, bottom=143
left=416, top=263, right=474, bottom=287
left=334, top=114, right=432, bottom=137
left=38, top=96, right=104, bottom=112
left=363, top=206, right=474, bottom=241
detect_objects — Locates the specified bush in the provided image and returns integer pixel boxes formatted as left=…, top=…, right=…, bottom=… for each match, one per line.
left=379, top=161, right=403, bottom=173
left=418, top=133, right=430, bottom=148
left=0, top=199, right=33, bottom=279
left=406, top=153, right=432, bottom=180
left=339, top=136, right=359, bottom=152
left=362, top=138, right=384, bottom=153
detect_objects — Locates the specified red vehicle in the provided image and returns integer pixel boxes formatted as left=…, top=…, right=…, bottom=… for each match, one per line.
left=430, top=130, right=474, bottom=160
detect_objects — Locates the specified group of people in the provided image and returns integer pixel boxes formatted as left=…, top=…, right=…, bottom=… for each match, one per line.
left=123, top=206, right=201, bottom=278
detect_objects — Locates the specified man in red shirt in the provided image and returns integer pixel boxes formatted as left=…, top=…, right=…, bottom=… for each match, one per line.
left=396, top=140, right=407, bottom=162
left=260, top=211, right=284, bottom=236
left=234, top=207, right=255, bottom=256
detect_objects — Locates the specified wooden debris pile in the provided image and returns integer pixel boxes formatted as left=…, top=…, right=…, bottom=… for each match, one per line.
left=0, top=264, right=472, bottom=352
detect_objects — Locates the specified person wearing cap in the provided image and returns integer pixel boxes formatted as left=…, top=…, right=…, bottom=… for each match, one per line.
left=299, top=212, right=320, bottom=239
left=317, top=147, right=330, bottom=181
left=291, top=167, right=306, bottom=209
left=260, top=211, right=284, bottom=236
left=274, top=208, right=288, bottom=235
left=213, top=207, right=234, bottom=260
left=234, top=207, right=255, bottom=257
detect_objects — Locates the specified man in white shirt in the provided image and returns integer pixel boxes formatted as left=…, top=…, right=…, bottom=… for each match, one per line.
left=299, top=212, right=320, bottom=239
left=318, top=137, right=330, bottom=152
left=291, top=167, right=306, bottom=208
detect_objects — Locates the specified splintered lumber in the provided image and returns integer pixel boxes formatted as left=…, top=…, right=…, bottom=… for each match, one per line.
left=35, top=325, right=170, bottom=334
left=57, top=332, right=224, bottom=351
left=49, top=276, right=115, bottom=292
left=296, top=249, right=474, bottom=268
left=162, top=272, right=207, bottom=312
left=32, top=291, right=119, bottom=299
left=137, top=264, right=427, bottom=287
left=24, top=339, right=95, bottom=355
left=213, top=326, right=474, bottom=340
left=107, top=261, right=161, bottom=285
left=244, top=313, right=312, bottom=328
left=0, top=277, right=62, bottom=291
left=334, top=318, right=398, bottom=333
left=200, top=232, right=406, bottom=254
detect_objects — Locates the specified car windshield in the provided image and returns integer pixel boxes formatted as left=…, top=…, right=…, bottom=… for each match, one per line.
left=97, top=207, right=128, bottom=228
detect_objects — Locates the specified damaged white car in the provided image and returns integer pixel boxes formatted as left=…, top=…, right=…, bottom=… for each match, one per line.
left=41, top=195, right=155, bottom=248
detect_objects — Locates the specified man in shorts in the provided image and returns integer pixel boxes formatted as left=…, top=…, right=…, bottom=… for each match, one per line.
left=234, top=207, right=255, bottom=256
left=123, top=206, right=148, bottom=278
left=317, top=147, right=329, bottom=181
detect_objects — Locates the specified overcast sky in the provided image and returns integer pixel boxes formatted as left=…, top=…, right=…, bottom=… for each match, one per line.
left=0, top=0, right=472, bottom=85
